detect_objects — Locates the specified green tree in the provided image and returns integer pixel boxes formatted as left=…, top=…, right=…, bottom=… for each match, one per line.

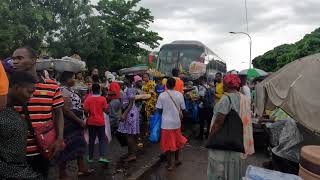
left=43, top=0, right=114, bottom=72
left=0, top=0, right=55, bottom=58
left=0, top=0, right=162, bottom=72
left=95, top=0, right=162, bottom=70
left=253, top=28, right=320, bottom=72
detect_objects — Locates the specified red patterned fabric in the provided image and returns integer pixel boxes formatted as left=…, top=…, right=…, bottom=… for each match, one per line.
left=223, top=74, right=241, bottom=90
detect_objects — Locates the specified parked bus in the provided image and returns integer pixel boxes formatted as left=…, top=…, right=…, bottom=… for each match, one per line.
left=156, top=40, right=226, bottom=78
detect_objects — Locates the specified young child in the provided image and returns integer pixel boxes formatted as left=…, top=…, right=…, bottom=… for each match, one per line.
left=84, top=83, right=110, bottom=163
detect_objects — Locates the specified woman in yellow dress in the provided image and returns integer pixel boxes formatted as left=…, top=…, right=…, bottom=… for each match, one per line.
left=142, top=73, right=157, bottom=122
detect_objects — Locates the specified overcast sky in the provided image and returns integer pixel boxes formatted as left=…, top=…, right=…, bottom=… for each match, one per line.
left=93, top=0, right=320, bottom=71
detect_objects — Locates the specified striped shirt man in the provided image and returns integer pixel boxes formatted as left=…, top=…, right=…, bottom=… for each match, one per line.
left=15, top=78, right=64, bottom=156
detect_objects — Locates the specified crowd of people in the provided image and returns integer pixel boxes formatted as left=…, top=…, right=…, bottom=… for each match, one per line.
left=0, top=46, right=254, bottom=180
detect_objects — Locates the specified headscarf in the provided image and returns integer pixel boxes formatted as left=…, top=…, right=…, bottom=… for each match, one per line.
left=107, top=73, right=115, bottom=82
left=2, top=57, right=13, bottom=74
left=105, top=71, right=111, bottom=78
left=134, top=75, right=142, bottom=83
left=223, top=74, right=241, bottom=90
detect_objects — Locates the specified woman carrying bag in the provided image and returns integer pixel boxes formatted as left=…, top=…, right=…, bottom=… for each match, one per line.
left=156, top=78, right=187, bottom=171
left=206, top=74, right=254, bottom=180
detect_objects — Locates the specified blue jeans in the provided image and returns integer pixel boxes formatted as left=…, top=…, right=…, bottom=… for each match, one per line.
left=88, top=125, right=106, bottom=159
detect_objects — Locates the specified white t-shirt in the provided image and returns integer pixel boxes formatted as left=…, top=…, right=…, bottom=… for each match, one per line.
left=156, top=90, right=186, bottom=129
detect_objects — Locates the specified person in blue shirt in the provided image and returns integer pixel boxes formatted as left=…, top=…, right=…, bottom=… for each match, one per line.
left=155, top=77, right=165, bottom=96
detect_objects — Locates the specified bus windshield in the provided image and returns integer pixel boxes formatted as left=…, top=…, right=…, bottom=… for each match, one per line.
left=158, top=45, right=204, bottom=75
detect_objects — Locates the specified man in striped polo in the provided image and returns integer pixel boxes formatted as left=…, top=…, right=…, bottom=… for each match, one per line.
left=12, top=47, right=65, bottom=178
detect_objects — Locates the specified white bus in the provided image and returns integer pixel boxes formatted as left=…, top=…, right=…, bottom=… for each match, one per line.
left=156, top=40, right=226, bottom=78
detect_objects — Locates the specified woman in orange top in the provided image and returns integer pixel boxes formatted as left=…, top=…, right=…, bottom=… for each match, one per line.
left=172, top=68, right=184, bottom=94
left=0, top=63, right=9, bottom=110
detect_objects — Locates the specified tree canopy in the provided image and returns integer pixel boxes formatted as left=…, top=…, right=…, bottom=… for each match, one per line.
left=0, top=0, right=162, bottom=71
left=253, top=28, right=320, bottom=72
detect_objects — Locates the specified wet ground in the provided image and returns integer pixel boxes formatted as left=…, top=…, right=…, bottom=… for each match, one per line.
left=140, top=139, right=269, bottom=180
left=48, top=120, right=270, bottom=180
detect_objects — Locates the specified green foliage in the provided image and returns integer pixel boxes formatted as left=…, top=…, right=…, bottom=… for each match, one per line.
left=0, top=0, right=55, bottom=58
left=95, top=0, right=162, bottom=71
left=253, top=28, right=320, bottom=72
left=0, top=0, right=162, bottom=72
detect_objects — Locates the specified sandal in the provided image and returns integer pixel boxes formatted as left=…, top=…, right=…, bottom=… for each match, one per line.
left=123, top=156, right=137, bottom=162
left=175, top=161, right=182, bottom=166
left=120, top=154, right=129, bottom=160
left=78, top=169, right=94, bottom=176
left=98, top=158, right=111, bottom=164
left=167, top=165, right=175, bottom=171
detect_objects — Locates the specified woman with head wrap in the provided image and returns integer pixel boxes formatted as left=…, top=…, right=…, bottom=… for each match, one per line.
left=142, top=73, right=157, bottom=122
left=207, top=74, right=254, bottom=180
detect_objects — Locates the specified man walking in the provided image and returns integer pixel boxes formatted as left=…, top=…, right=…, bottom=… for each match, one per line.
left=197, top=76, right=214, bottom=139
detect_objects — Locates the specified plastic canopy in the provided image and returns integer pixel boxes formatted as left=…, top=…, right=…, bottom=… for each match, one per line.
left=255, top=53, right=320, bottom=133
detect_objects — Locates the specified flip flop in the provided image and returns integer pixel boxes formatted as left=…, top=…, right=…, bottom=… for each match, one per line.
left=98, top=158, right=111, bottom=164
left=87, top=159, right=94, bottom=163
left=175, top=161, right=182, bottom=166
left=120, top=154, right=129, bottom=160
left=167, top=165, right=175, bottom=171
left=123, top=156, right=137, bottom=163
left=78, top=169, right=95, bottom=176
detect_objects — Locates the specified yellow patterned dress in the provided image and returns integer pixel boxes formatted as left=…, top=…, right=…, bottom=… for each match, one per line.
left=142, top=80, right=157, bottom=121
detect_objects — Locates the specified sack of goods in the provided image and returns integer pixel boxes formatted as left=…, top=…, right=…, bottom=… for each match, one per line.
left=36, top=58, right=54, bottom=71
left=244, top=165, right=302, bottom=180
left=54, top=55, right=86, bottom=73
left=189, top=61, right=206, bottom=79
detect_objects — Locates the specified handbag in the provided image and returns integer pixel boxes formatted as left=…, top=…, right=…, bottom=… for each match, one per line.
left=206, top=95, right=245, bottom=153
left=167, top=91, right=183, bottom=120
left=23, top=105, right=58, bottom=159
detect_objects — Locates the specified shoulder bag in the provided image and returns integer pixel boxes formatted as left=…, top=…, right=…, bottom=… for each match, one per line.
left=205, top=95, right=245, bottom=153
left=167, top=91, right=183, bottom=120
left=23, top=105, right=58, bottom=159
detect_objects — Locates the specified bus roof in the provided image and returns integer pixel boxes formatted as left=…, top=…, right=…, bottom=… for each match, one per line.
left=161, top=40, right=225, bottom=63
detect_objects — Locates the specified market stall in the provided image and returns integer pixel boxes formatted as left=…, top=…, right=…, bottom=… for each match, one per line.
left=255, top=53, right=320, bottom=135
left=254, top=53, right=320, bottom=178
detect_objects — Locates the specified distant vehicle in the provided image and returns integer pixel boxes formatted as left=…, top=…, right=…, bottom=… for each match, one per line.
left=156, top=40, right=227, bottom=78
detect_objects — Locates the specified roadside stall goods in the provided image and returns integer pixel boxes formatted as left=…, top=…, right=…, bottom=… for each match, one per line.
left=255, top=53, right=320, bottom=135
left=189, top=61, right=206, bottom=80
left=254, top=53, right=320, bottom=177
left=118, top=65, right=148, bottom=75
left=36, top=54, right=86, bottom=73
left=243, top=165, right=302, bottom=180
left=267, top=118, right=303, bottom=174
left=147, top=69, right=165, bottom=78
left=299, top=145, right=320, bottom=180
